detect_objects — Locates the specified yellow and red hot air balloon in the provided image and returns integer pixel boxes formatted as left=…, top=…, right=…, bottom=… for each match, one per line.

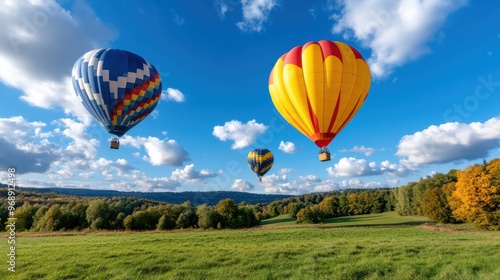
left=268, top=40, right=371, bottom=161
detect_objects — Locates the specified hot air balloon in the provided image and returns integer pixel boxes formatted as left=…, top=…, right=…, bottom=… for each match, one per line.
left=248, top=148, right=274, bottom=182
left=72, top=48, right=162, bottom=149
left=268, top=40, right=371, bottom=161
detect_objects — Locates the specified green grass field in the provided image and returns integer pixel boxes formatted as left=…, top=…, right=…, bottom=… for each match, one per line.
left=2, top=212, right=499, bottom=279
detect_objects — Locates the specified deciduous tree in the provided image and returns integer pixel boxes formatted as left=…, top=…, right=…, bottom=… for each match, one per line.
left=450, top=161, right=500, bottom=230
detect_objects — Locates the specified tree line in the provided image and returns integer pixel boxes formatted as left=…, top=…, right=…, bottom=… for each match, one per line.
left=395, top=158, right=499, bottom=230
left=258, top=189, right=396, bottom=223
left=2, top=158, right=498, bottom=231
left=0, top=192, right=260, bottom=232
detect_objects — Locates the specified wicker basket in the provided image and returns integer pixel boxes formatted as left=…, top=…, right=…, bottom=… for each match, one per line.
left=319, top=152, right=331, bottom=162
left=110, top=141, right=120, bottom=149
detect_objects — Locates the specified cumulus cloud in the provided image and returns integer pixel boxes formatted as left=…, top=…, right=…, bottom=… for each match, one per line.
left=57, top=118, right=99, bottom=159
left=326, top=157, right=408, bottom=178
left=120, top=135, right=190, bottom=167
left=278, top=141, right=299, bottom=153
left=337, top=178, right=387, bottom=189
left=230, top=179, right=255, bottom=192
left=396, top=117, right=500, bottom=168
left=380, top=161, right=408, bottom=176
left=331, top=0, right=467, bottom=78
left=279, top=168, right=293, bottom=175
left=291, top=175, right=325, bottom=193
left=340, top=145, right=380, bottom=156
left=0, top=116, right=60, bottom=174
left=0, top=0, right=117, bottom=120
left=254, top=169, right=394, bottom=194
left=111, top=176, right=181, bottom=192
left=161, top=88, right=185, bottom=102
left=260, top=173, right=295, bottom=194
left=237, top=0, right=278, bottom=32
left=0, top=117, right=188, bottom=191
left=327, top=157, right=381, bottom=177
left=0, top=116, right=133, bottom=179
left=213, top=119, right=268, bottom=149
left=91, top=158, right=135, bottom=178
left=261, top=173, right=328, bottom=194
left=170, top=164, right=218, bottom=183
left=134, top=177, right=181, bottom=191
left=0, top=137, right=58, bottom=174
left=48, top=118, right=102, bottom=178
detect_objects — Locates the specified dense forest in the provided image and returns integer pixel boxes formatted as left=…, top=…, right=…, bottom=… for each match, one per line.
left=0, top=187, right=394, bottom=232
left=1, top=158, right=498, bottom=232
left=5, top=186, right=292, bottom=206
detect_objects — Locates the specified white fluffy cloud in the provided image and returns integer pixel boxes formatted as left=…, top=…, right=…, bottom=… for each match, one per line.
left=278, top=141, right=299, bottom=154
left=121, top=135, right=190, bottom=167
left=259, top=171, right=391, bottom=194
left=337, top=178, right=387, bottom=189
left=0, top=0, right=117, bottom=121
left=260, top=173, right=294, bottom=194
left=230, top=179, right=255, bottom=192
left=331, top=0, right=467, bottom=78
left=0, top=116, right=189, bottom=191
left=111, top=176, right=181, bottom=192
left=161, top=88, right=185, bottom=102
left=170, top=164, right=218, bottom=183
left=397, top=116, right=500, bottom=168
left=48, top=118, right=101, bottom=178
left=327, top=157, right=381, bottom=177
left=91, top=158, right=135, bottom=178
left=340, top=145, right=379, bottom=156
left=237, top=0, right=278, bottom=32
left=213, top=119, right=268, bottom=149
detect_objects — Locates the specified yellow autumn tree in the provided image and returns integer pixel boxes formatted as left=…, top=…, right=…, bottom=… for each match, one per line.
left=450, top=159, right=500, bottom=230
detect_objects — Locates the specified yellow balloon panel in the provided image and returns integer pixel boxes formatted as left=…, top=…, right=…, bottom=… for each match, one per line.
left=269, top=40, right=371, bottom=148
left=269, top=58, right=310, bottom=137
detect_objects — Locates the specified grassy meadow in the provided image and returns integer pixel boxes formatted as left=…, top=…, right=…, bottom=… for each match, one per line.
left=2, top=212, right=499, bottom=279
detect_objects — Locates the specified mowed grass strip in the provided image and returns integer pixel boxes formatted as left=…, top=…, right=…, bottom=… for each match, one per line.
left=2, top=212, right=499, bottom=280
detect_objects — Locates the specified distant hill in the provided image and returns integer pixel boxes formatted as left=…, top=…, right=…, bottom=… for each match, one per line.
left=1, top=184, right=292, bottom=206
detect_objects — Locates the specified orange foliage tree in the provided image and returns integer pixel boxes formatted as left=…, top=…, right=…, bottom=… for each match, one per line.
left=450, top=159, right=500, bottom=230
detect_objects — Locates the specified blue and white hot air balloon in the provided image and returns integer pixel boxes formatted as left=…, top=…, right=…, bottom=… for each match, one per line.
left=72, top=48, right=162, bottom=149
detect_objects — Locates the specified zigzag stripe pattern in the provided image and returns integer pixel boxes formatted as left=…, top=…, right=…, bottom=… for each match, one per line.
left=72, top=48, right=162, bottom=137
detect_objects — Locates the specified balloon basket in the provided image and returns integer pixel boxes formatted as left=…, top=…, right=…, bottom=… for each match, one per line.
left=319, top=151, right=330, bottom=162
left=110, top=138, right=120, bottom=149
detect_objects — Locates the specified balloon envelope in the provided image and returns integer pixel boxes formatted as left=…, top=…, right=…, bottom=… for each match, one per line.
left=269, top=40, right=371, bottom=149
left=247, top=148, right=274, bottom=180
left=72, top=48, right=162, bottom=137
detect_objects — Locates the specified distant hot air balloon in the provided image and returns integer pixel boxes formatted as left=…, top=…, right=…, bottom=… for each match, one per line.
left=72, top=48, right=162, bottom=149
left=269, top=40, right=371, bottom=161
left=248, top=148, right=274, bottom=182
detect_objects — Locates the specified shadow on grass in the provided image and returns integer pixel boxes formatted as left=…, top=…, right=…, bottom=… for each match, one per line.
left=322, top=214, right=430, bottom=228
left=323, top=221, right=429, bottom=228
left=259, top=215, right=296, bottom=226
left=259, top=212, right=431, bottom=228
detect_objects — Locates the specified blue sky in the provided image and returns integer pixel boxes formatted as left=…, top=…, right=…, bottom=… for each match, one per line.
left=1, top=0, right=499, bottom=194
